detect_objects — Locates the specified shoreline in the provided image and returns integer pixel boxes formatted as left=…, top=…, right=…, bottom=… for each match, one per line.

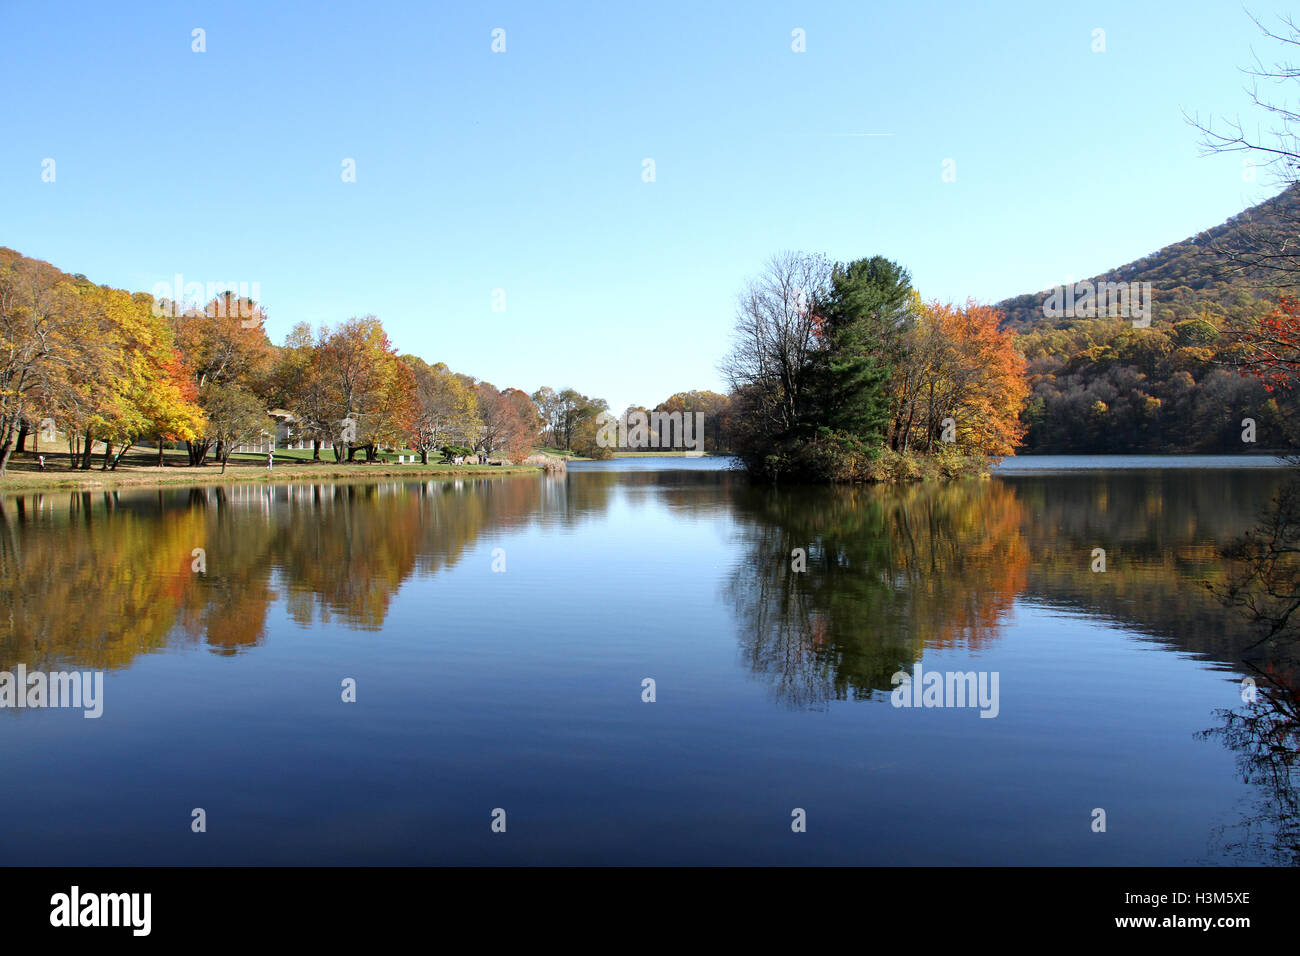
left=0, top=461, right=542, bottom=493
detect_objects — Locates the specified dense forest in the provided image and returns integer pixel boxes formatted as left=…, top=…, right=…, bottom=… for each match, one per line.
left=1001, top=186, right=1300, bottom=453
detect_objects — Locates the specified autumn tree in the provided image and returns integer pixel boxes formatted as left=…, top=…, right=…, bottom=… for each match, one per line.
left=403, top=357, right=479, bottom=464
left=0, top=250, right=202, bottom=473
left=569, top=395, right=612, bottom=458
left=474, top=383, right=514, bottom=458
left=723, top=252, right=914, bottom=477
left=531, top=386, right=562, bottom=448
left=316, top=316, right=407, bottom=462
left=500, top=388, right=541, bottom=463
left=725, top=252, right=1030, bottom=478
left=89, top=288, right=204, bottom=470
left=171, top=293, right=274, bottom=465
left=148, top=348, right=204, bottom=466
left=895, top=300, right=1028, bottom=456
left=528, top=385, right=608, bottom=453
left=270, top=323, right=335, bottom=459
left=652, top=391, right=732, bottom=451
left=203, top=383, right=271, bottom=473
left=0, top=250, right=86, bottom=474
left=362, top=357, right=417, bottom=461
left=1228, top=296, right=1300, bottom=391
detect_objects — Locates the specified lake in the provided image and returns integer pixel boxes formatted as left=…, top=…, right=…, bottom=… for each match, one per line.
left=1, top=456, right=1296, bottom=865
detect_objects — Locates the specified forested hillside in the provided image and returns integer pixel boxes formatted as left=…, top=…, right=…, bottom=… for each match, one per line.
left=1000, top=185, right=1300, bottom=331
left=1000, top=186, right=1300, bottom=452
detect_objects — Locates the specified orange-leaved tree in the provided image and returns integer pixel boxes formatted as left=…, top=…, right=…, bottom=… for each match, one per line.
left=894, top=300, right=1029, bottom=456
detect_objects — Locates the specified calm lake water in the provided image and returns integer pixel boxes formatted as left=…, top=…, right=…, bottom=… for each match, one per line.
left=1, top=456, right=1297, bottom=865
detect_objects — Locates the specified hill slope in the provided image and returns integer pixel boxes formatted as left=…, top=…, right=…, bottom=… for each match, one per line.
left=997, top=187, right=1300, bottom=453
left=998, top=185, right=1300, bottom=332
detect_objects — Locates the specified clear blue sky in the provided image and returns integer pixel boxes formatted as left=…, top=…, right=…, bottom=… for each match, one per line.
left=0, top=0, right=1288, bottom=413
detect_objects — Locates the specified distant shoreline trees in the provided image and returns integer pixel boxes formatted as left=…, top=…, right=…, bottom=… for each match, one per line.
left=19, top=234, right=1300, bottom=479
left=0, top=248, right=562, bottom=473
left=3, top=246, right=739, bottom=474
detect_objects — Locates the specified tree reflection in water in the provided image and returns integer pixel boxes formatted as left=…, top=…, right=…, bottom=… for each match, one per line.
left=1208, top=470, right=1300, bottom=864
left=724, top=480, right=1028, bottom=709
left=1200, top=667, right=1300, bottom=865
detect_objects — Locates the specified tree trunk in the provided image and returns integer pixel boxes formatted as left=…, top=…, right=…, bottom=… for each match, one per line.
left=900, top=404, right=917, bottom=453
left=101, top=441, right=113, bottom=470
left=420, top=448, right=429, bottom=464
left=15, top=422, right=28, bottom=453
left=110, top=442, right=133, bottom=470
left=312, top=439, right=321, bottom=461
left=81, top=430, right=94, bottom=470
left=187, top=439, right=211, bottom=467
left=157, top=438, right=165, bottom=467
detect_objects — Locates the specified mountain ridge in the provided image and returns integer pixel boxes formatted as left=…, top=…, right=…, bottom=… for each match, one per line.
left=997, top=185, right=1299, bottom=331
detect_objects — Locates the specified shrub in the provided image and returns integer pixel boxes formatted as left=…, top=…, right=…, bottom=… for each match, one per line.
left=440, top=444, right=474, bottom=462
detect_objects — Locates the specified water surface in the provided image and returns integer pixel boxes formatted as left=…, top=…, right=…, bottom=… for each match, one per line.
left=0, top=457, right=1295, bottom=865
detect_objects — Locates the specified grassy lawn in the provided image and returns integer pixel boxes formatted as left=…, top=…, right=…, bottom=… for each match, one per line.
left=0, top=447, right=539, bottom=492
left=537, top=447, right=591, bottom=461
